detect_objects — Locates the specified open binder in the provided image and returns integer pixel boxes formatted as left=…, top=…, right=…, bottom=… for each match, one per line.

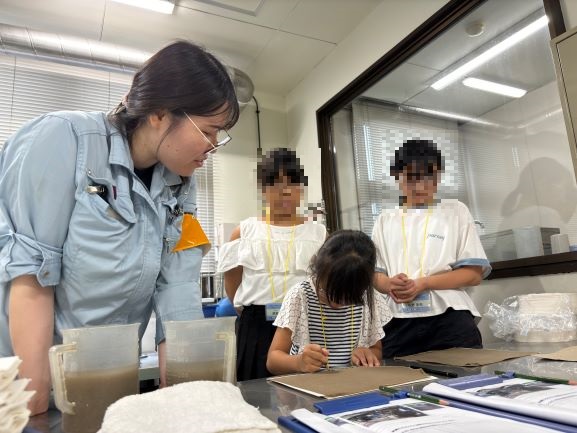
left=279, top=383, right=577, bottom=432
left=423, top=373, right=577, bottom=429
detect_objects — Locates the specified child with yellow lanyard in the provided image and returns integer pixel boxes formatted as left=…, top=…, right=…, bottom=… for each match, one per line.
left=372, top=139, right=491, bottom=359
left=217, top=148, right=326, bottom=380
left=266, top=230, right=391, bottom=374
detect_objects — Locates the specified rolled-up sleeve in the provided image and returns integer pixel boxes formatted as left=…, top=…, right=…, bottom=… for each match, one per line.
left=450, top=202, right=491, bottom=279
left=153, top=178, right=204, bottom=345
left=0, top=115, right=78, bottom=287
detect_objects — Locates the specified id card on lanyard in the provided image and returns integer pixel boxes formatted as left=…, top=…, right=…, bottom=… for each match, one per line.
left=265, top=303, right=282, bottom=322
left=400, top=292, right=432, bottom=313
left=265, top=210, right=296, bottom=321
left=400, top=207, right=433, bottom=314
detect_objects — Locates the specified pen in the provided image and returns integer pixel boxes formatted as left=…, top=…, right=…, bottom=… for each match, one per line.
left=494, top=370, right=577, bottom=385
left=379, top=386, right=449, bottom=405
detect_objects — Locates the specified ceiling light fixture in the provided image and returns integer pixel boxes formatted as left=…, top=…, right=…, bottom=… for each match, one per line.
left=431, top=15, right=548, bottom=91
left=111, top=0, right=175, bottom=14
left=401, top=105, right=499, bottom=127
left=463, top=77, right=527, bottom=98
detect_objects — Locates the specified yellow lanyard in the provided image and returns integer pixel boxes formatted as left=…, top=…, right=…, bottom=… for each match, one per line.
left=318, top=302, right=355, bottom=369
left=401, top=207, right=432, bottom=278
left=265, top=210, right=296, bottom=301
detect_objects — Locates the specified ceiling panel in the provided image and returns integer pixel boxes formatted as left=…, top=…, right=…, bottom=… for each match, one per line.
left=178, top=0, right=299, bottom=28
left=0, top=0, right=386, bottom=95
left=361, top=0, right=556, bottom=121
left=280, top=0, right=382, bottom=43
left=469, top=29, right=555, bottom=90
left=362, top=63, right=440, bottom=104
left=409, top=0, right=543, bottom=71
left=100, top=2, right=276, bottom=69
left=406, top=83, right=515, bottom=119
left=0, top=0, right=105, bottom=39
left=246, top=30, right=334, bottom=94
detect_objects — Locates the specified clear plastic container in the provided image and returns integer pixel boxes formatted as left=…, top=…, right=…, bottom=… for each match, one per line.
left=49, top=324, right=139, bottom=433
left=165, top=317, right=236, bottom=386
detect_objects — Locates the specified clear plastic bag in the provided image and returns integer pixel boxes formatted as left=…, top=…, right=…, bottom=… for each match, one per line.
left=484, top=293, right=577, bottom=342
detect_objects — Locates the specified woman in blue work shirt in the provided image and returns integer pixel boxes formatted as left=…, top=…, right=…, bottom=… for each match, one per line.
left=0, top=40, right=239, bottom=415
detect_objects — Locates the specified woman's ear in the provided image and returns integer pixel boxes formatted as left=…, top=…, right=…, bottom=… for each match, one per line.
left=147, top=110, right=170, bottom=130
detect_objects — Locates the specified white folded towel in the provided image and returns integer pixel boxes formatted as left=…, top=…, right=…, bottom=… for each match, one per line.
left=0, top=407, right=30, bottom=433
left=0, top=357, right=34, bottom=433
left=98, top=381, right=281, bottom=433
left=0, top=357, right=20, bottom=392
left=0, top=379, right=30, bottom=406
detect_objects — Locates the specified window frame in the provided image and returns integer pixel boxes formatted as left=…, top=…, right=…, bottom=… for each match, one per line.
left=316, top=0, right=569, bottom=280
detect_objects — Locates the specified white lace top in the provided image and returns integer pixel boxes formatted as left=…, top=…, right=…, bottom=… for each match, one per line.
left=217, top=217, right=326, bottom=307
left=273, top=280, right=392, bottom=366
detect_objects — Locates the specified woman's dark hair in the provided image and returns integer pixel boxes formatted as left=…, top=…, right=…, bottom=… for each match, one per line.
left=390, top=139, right=444, bottom=179
left=257, top=148, right=307, bottom=189
left=108, top=40, right=239, bottom=140
left=310, top=230, right=376, bottom=313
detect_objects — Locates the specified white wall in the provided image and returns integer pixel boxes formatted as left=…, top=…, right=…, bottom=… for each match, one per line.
left=216, top=91, right=288, bottom=227
left=286, top=0, right=451, bottom=202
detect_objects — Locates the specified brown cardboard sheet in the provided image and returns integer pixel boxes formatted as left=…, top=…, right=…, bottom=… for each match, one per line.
left=535, top=346, right=577, bottom=362
left=395, top=348, right=534, bottom=367
left=268, top=366, right=432, bottom=398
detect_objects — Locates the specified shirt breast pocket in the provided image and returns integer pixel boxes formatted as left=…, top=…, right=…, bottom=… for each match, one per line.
left=85, top=172, right=137, bottom=225
left=62, top=186, right=139, bottom=288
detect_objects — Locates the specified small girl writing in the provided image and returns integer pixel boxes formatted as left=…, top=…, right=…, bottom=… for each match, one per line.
left=267, top=230, right=392, bottom=374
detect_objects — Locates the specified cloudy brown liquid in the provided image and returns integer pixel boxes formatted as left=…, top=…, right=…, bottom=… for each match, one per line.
left=61, top=366, right=138, bottom=433
left=166, top=360, right=225, bottom=386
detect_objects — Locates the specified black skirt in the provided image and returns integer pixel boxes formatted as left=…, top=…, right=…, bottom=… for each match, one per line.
left=236, top=305, right=277, bottom=381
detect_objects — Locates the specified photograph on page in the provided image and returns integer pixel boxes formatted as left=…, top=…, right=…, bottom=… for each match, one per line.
left=324, top=399, right=558, bottom=433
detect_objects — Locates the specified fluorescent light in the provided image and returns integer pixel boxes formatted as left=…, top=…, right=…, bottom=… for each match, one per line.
left=402, top=106, right=498, bottom=127
left=463, top=77, right=527, bottom=98
left=431, top=15, right=548, bottom=90
left=111, top=0, right=175, bottom=14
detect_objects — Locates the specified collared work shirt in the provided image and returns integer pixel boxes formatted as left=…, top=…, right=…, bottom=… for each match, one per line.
left=0, top=111, right=204, bottom=355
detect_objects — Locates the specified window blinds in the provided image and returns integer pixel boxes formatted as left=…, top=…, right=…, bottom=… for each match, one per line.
left=0, top=54, right=218, bottom=273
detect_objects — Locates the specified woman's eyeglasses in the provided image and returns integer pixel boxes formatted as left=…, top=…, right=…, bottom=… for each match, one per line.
left=184, top=112, right=231, bottom=154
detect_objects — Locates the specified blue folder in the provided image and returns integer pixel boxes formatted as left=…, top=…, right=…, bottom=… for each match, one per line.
left=313, top=391, right=391, bottom=415
left=278, top=415, right=318, bottom=433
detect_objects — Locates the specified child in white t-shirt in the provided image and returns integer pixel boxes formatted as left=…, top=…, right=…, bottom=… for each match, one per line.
left=372, top=139, right=491, bottom=358
left=217, top=148, right=326, bottom=380
left=267, top=230, right=391, bottom=374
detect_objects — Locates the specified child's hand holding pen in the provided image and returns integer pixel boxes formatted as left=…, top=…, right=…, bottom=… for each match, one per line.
left=298, top=344, right=330, bottom=373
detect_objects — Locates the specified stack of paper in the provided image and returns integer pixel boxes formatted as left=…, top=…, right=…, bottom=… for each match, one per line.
left=0, top=357, right=35, bottom=433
